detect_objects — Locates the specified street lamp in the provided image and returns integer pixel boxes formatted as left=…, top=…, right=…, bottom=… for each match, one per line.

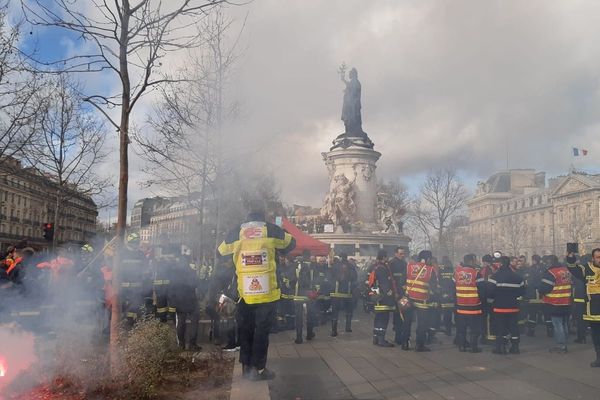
left=490, top=221, right=495, bottom=253
left=550, top=209, right=556, bottom=255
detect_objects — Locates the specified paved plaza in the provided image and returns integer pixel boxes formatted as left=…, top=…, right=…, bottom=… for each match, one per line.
left=264, top=312, right=600, bottom=400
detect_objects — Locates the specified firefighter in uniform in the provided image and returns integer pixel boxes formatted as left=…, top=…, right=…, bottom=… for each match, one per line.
left=119, top=233, right=151, bottom=328
left=371, top=250, right=395, bottom=347
left=389, top=247, right=407, bottom=345
left=437, top=256, right=456, bottom=336
left=480, top=254, right=498, bottom=344
left=313, top=256, right=331, bottom=325
left=330, top=253, right=357, bottom=336
left=398, top=250, right=440, bottom=352
left=572, top=262, right=588, bottom=344
left=521, top=255, right=545, bottom=337
left=278, top=254, right=296, bottom=331
left=454, top=254, right=485, bottom=353
left=166, top=244, right=202, bottom=351
left=153, top=248, right=173, bottom=322
left=487, top=256, right=525, bottom=355
left=538, top=255, right=572, bottom=353
left=218, top=203, right=295, bottom=380
left=293, top=250, right=318, bottom=344
left=566, top=248, right=600, bottom=367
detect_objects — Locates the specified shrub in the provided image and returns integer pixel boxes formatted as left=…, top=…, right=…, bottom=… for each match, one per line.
left=121, top=317, right=179, bottom=398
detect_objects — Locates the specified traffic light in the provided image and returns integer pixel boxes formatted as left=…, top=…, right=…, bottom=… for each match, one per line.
left=42, top=223, right=54, bottom=241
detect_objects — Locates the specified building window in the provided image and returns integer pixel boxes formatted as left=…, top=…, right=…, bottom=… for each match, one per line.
left=587, top=203, right=592, bottom=219
left=559, top=209, right=564, bottom=223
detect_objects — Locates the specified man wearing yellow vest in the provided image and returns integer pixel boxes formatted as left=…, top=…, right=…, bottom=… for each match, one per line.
left=218, top=202, right=295, bottom=381
left=567, top=249, right=600, bottom=367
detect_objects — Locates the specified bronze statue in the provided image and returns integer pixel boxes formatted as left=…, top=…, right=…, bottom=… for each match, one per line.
left=339, top=64, right=363, bottom=136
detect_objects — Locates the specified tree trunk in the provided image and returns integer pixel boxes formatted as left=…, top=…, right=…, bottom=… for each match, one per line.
left=110, top=1, right=131, bottom=373
left=52, top=191, right=60, bottom=251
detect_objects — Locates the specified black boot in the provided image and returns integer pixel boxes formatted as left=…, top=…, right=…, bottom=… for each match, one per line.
left=415, top=343, right=431, bottom=352
left=331, top=320, right=338, bottom=337
left=546, top=324, right=554, bottom=338
left=394, top=331, right=402, bottom=345
left=345, top=315, right=352, bottom=333
left=376, top=333, right=394, bottom=347
left=470, top=334, right=482, bottom=353
left=295, top=325, right=303, bottom=344
left=373, top=333, right=378, bottom=345
left=591, top=346, right=600, bottom=367
left=401, top=339, right=411, bottom=351
left=286, top=315, right=295, bottom=331
left=457, top=333, right=467, bottom=352
left=306, top=328, right=315, bottom=341
left=492, top=337, right=506, bottom=355
left=509, top=338, right=520, bottom=354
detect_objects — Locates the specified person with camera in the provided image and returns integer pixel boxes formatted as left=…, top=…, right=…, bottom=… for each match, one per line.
left=218, top=202, right=296, bottom=381
left=566, top=248, right=600, bottom=367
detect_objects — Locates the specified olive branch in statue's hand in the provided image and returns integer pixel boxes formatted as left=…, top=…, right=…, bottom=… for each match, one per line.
left=338, top=62, right=347, bottom=82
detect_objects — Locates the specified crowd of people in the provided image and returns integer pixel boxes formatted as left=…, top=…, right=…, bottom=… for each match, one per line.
left=366, top=248, right=600, bottom=366
left=2, top=211, right=600, bottom=384
left=0, top=234, right=238, bottom=353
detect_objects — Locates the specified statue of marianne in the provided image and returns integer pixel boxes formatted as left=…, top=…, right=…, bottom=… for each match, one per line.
left=340, top=65, right=363, bottom=136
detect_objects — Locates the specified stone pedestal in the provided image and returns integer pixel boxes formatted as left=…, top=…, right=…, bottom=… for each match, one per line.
left=312, top=231, right=411, bottom=262
left=322, top=145, right=381, bottom=227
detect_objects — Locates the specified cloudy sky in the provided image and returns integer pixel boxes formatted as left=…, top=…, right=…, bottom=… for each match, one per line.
left=19, top=0, right=600, bottom=216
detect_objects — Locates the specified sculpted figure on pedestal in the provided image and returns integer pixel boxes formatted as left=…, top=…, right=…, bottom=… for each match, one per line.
left=321, top=173, right=356, bottom=227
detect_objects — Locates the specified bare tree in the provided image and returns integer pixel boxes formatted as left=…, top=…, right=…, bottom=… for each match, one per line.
left=404, top=198, right=433, bottom=255
left=500, top=214, right=529, bottom=255
left=21, top=0, right=232, bottom=361
left=417, top=169, right=468, bottom=257
left=23, top=76, right=109, bottom=249
left=376, top=178, right=409, bottom=233
left=0, top=6, right=43, bottom=160
left=136, top=9, right=242, bottom=261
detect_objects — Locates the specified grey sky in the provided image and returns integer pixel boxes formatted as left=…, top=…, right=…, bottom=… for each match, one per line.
left=27, top=1, right=600, bottom=217
left=221, top=0, right=600, bottom=208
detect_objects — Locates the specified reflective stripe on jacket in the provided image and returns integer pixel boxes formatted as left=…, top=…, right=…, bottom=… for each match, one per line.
left=218, top=219, right=295, bottom=304
left=542, top=266, right=572, bottom=307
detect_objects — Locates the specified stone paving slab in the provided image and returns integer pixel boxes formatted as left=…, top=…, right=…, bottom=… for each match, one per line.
left=265, top=312, right=599, bottom=400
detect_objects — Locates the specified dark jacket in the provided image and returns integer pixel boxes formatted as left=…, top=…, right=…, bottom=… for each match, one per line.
left=168, top=257, right=201, bottom=314
left=330, top=259, right=357, bottom=297
left=388, top=256, right=406, bottom=297
left=373, top=261, right=395, bottom=308
left=521, top=263, right=544, bottom=302
left=487, top=265, right=525, bottom=313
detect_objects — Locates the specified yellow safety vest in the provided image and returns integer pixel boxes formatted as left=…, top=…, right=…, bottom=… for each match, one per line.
left=218, top=221, right=294, bottom=304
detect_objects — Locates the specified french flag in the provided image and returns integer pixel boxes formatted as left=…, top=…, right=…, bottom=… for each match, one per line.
left=573, top=148, right=588, bottom=156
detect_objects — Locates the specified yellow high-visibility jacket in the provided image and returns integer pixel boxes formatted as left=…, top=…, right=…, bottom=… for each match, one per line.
left=218, top=219, right=295, bottom=304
